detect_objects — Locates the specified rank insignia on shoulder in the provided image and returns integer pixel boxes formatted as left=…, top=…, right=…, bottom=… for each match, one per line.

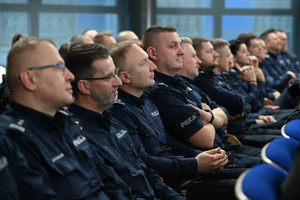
left=58, top=109, right=69, bottom=116
left=115, top=99, right=125, bottom=105
left=158, top=82, right=168, bottom=87
left=8, top=119, right=26, bottom=133
left=185, top=87, right=192, bottom=92
left=218, top=81, right=225, bottom=86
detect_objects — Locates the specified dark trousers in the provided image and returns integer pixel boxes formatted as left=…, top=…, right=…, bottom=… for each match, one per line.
left=166, top=168, right=246, bottom=200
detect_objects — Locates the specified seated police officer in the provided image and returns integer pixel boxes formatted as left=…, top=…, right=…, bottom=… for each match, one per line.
left=107, top=40, right=244, bottom=200
left=191, top=37, right=289, bottom=147
left=65, top=43, right=184, bottom=200
left=0, top=37, right=132, bottom=199
left=140, top=25, right=261, bottom=166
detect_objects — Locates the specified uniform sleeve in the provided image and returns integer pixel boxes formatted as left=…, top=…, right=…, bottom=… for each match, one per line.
left=89, top=144, right=135, bottom=200
left=2, top=134, right=61, bottom=200
left=193, top=76, right=245, bottom=115
left=140, top=158, right=185, bottom=200
left=242, top=83, right=260, bottom=109
left=148, top=87, right=205, bottom=142
left=260, top=61, right=292, bottom=92
left=111, top=106, right=198, bottom=180
left=194, top=86, right=219, bottom=110
left=164, top=129, right=203, bottom=157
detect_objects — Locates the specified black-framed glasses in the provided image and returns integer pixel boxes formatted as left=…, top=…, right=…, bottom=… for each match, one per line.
left=28, top=62, right=66, bottom=74
left=82, top=68, right=119, bottom=81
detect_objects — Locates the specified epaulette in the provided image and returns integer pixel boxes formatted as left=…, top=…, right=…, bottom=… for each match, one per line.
left=6, top=117, right=30, bottom=134
left=158, top=82, right=168, bottom=88
left=217, top=81, right=226, bottom=86
left=113, top=99, right=125, bottom=107
left=58, top=109, right=69, bottom=116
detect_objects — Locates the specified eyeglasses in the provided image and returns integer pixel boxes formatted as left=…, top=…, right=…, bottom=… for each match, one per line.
left=28, top=62, right=66, bottom=74
left=82, top=68, right=119, bottom=81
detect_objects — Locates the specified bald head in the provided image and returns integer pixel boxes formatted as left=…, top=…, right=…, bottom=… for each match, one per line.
left=7, top=38, right=55, bottom=90
left=116, top=30, right=139, bottom=43
left=82, top=29, right=98, bottom=39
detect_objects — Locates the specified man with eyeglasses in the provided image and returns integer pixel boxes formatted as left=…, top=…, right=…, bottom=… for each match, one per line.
left=65, top=43, right=184, bottom=200
left=0, top=37, right=134, bottom=199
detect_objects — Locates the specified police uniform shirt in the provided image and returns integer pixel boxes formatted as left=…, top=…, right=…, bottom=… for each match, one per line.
left=223, top=69, right=263, bottom=113
left=277, top=52, right=299, bottom=79
left=178, top=75, right=223, bottom=111
left=147, top=71, right=226, bottom=149
left=283, top=51, right=300, bottom=72
left=260, top=52, right=293, bottom=92
left=111, top=88, right=199, bottom=180
left=194, top=70, right=246, bottom=116
left=193, top=70, right=261, bottom=134
left=0, top=134, right=20, bottom=200
left=69, top=104, right=184, bottom=200
left=0, top=102, right=109, bottom=200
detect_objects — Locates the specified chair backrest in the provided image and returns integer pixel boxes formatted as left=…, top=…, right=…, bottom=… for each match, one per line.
left=261, top=137, right=299, bottom=172
left=235, top=164, right=287, bottom=200
left=281, top=119, right=300, bottom=141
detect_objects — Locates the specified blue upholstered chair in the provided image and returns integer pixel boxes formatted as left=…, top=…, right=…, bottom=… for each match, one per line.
left=261, top=137, right=299, bottom=172
left=235, top=164, right=287, bottom=200
left=281, top=119, right=300, bottom=141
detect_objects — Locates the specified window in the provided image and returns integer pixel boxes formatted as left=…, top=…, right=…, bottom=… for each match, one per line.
left=0, top=0, right=121, bottom=66
left=157, top=14, right=213, bottom=38
left=225, top=0, right=291, bottom=9
left=0, top=12, right=29, bottom=65
left=155, top=0, right=298, bottom=55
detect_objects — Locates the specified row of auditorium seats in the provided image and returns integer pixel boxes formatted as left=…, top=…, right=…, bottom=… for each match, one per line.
left=234, top=119, right=300, bottom=200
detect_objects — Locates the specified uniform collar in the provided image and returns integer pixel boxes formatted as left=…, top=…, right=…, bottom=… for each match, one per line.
left=268, top=51, right=277, bottom=59
left=154, top=70, right=181, bottom=87
left=68, top=103, right=111, bottom=126
left=198, top=69, right=216, bottom=76
left=118, top=88, right=147, bottom=107
left=177, top=74, right=193, bottom=83
left=8, top=101, right=61, bottom=129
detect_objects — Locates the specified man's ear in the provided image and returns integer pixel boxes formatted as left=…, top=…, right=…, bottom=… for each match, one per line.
left=118, top=71, right=130, bottom=84
left=147, top=47, right=157, bottom=62
left=77, top=80, right=91, bottom=95
left=19, top=70, right=37, bottom=91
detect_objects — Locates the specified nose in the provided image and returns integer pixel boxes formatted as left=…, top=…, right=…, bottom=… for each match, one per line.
left=178, top=45, right=185, bottom=56
left=65, top=68, right=75, bottom=82
left=149, top=60, right=157, bottom=71
left=196, top=56, right=202, bottom=65
left=213, top=50, right=219, bottom=58
left=113, top=74, right=122, bottom=87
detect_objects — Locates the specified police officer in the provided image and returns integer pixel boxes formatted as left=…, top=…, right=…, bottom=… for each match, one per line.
left=237, top=33, right=300, bottom=110
left=0, top=37, right=130, bottom=199
left=107, top=39, right=251, bottom=200
left=65, top=43, right=184, bottom=200
left=192, top=37, right=294, bottom=148
left=139, top=25, right=260, bottom=160
left=259, top=29, right=296, bottom=92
